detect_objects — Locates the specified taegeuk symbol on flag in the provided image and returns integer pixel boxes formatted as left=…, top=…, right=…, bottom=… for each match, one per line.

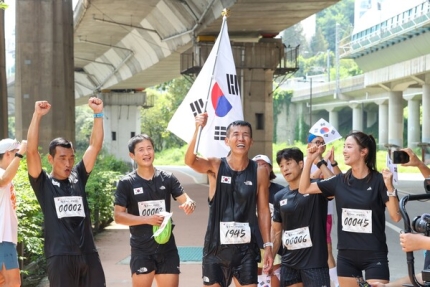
left=309, top=118, right=342, bottom=145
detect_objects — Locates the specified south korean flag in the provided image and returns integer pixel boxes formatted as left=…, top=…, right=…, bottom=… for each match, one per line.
left=221, top=176, right=231, bottom=184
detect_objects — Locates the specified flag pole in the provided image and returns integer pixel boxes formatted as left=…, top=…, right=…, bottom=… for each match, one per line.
left=194, top=8, right=230, bottom=155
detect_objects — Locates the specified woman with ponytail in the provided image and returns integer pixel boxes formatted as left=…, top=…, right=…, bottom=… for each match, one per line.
left=298, top=131, right=401, bottom=287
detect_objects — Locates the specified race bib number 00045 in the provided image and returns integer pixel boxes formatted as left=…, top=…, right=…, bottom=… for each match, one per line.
left=341, top=208, right=372, bottom=233
left=54, top=196, right=85, bottom=219
left=138, top=200, right=166, bottom=217
left=220, top=222, right=251, bottom=245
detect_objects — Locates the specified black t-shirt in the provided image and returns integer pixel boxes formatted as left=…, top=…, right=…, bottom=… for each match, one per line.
left=29, top=161, right=97, bottom=258
left=114, top=168, right=184, bottom=255
left=317, top=171, right=389, bottom=252
left=272, top=185, right=328, bottom=269
left=255, top=182, right=284, bottom=254
left=203, top=158, right=260, bottom=256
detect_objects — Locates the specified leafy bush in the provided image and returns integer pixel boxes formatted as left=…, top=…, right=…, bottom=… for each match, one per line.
left=86, top=153, right=129, bottom=232
left=154, top=145, right=188, bottom=165
left=13, top=160, right=46, bottom=285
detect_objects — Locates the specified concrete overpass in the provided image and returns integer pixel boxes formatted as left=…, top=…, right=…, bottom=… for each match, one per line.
left=286, top=0, right=430, bottom=149
left=12, top=0, right=339, bottom=161
left=72, top=0, right=339, bottom=99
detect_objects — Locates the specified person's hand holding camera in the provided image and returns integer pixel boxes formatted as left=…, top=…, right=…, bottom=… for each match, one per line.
left=400, top=232, right=428, bottom=252
left=400, top=148, right=421, bottom=167
left=400, top=148, right=430, bottom=182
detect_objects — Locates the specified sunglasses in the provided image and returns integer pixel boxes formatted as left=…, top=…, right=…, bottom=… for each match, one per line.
left=311, top=140, right=325, bottom=146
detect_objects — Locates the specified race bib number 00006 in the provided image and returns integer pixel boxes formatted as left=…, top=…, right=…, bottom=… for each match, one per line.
left=220, top=222, right=251, bottom=245
left=54, top=196, right=85, bottom=219
left=282, top=226, right=312, bottom=250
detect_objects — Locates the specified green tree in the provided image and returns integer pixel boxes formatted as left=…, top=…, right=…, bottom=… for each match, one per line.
left=310, top=26, right=328, bottom=55
left=280, top=23, right=309, bottom=55
left=272, top=89, right=293, bottom=142
left=8, top=116, right=14, bottom=138
left=75, top=105, right=94, bottom=152
left=316, top=0, right=354, bottom=51
left=165, top=77, right=192, bottom=107
left=141, top=77, right=192, bottom=151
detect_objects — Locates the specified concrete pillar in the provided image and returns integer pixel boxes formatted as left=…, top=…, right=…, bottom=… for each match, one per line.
left=275, top=101, right=297, bottom=145
left=240, top=39, right=283, bottom=159
left=15, top=0, right=74, bottom=152
left=351, top=104, right=363, bottom=131
left=328, top=109, right=339, bottom=131
left=423, top=84, right=430, bottom=143
left=0, top=10, right=7, bottom=138
left=242, top=68, right=274, bottom=158
left=99, top=92, right=145, bottom=162
left=377, top=101, right=388, bottom=147
left=407, top=99, right=420, bottom=147
left=366, top=110, right=377, bottom=128
left=388, top=91, right=404, bottom=147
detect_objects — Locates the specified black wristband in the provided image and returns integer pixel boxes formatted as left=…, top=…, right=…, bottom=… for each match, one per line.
left=331, top=161, right=338, bottom=167
left=15, top=153, right=23, bottom=159
left=316, top=159, right=327, bottom=169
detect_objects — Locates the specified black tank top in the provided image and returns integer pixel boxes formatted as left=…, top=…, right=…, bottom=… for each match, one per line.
left=203, top=157, right=259, bottom=255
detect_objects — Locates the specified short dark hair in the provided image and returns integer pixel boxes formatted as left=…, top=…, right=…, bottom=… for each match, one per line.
left=276, top=147, right=303, bottom=165
left=226, top=120, right=253, bottom=138
left=49, top=138, right=74, bottom=157
left=128, top=134, right=154, bottom=154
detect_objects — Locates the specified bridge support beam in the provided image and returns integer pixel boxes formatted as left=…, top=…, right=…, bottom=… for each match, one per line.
left=407, top=98, right=420, bottom=147
left=377, top=100, right=388, bottom=147
left=242, top=68, right=274, bottom=159
left=366, top=110, right=377, bottom=128
left=388, top=91, right=404, bottom=147
left=98, top=92, right=146, bottom=162
left=423, top=83, right=430, bottom=143
left=15, top=0, right=74, bottom=151
left=351, top=104, right=363, bottom=131
left=0, top=10, right=7, bottom=138
left=239, top=39, right=283, bottom=160
left=328, top=109, right=339, bottom=131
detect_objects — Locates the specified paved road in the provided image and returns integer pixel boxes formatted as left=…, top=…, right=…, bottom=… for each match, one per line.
left=35, top=166, right=430, bottom=286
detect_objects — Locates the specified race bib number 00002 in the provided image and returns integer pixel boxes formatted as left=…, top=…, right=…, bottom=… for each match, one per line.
left=54, top=196, right=85, bottom=219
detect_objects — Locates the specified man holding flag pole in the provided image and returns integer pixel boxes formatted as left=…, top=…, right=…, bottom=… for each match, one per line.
left=186, top=115, right=273, bottom=287
left=169, top=9, right=273, bottom=287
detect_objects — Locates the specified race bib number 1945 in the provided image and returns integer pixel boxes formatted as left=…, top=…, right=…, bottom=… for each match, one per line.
left=54, top=196, right=85, bottom=219
left=220, top=222, right=251, bottom=244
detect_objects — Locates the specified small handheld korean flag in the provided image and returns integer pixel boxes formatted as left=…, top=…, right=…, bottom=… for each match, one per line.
left=167, top=11, right=243, bottom=158
left=309, top=118, right=342, bottom=145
